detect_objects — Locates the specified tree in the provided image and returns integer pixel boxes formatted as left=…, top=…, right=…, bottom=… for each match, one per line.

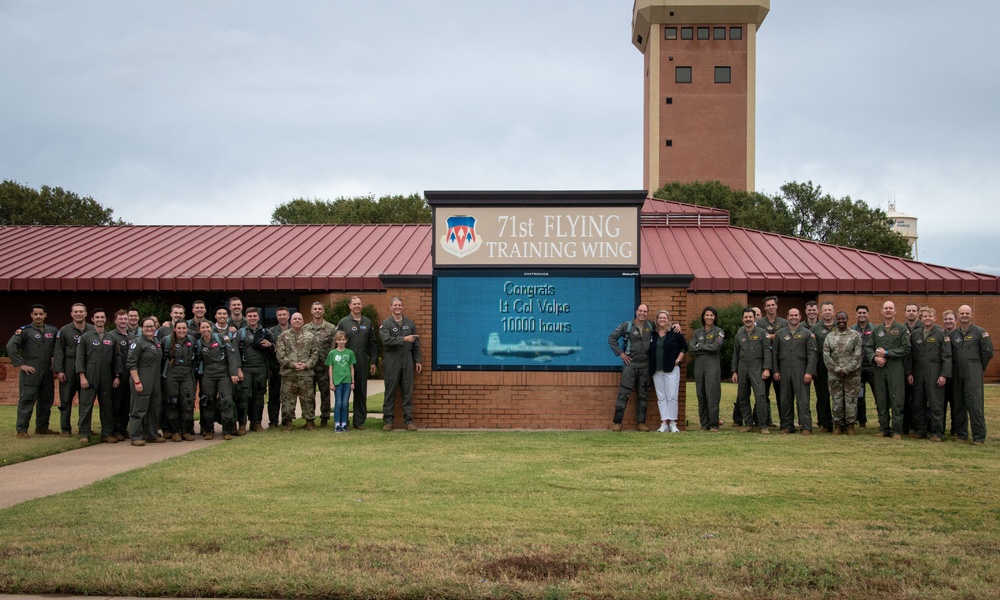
left=654, top=180, right=912, bottom=258
left=1, top=180, right=129, bottom=226
left=654, top=181, right=795, bottom=235
left=775, top=181, right=912, bottom=258
left=271, top=193, right=430, bottom=224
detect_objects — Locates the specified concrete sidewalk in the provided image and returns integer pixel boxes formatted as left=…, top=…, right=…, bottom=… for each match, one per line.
left=0, top=380, right=384, bottom=510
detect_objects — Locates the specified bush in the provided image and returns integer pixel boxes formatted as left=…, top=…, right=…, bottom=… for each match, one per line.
left=687, top=302, right=746, bottom=379
left=130, top=296, right=171, bottom=325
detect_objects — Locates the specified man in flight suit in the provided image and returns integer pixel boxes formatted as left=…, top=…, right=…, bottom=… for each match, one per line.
left=6, top=304, right=59, bottom=437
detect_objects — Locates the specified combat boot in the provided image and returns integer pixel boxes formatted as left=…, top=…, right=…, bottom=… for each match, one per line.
left=611, top=422, right=622, bottom=432
left=203, top=432, right=214, bottom=440
left=282, top=420, right=294, bottom=433
left=847, top=424, right=857, bottom=436
left=304, top=419, right=316, bottom=431
left=832, top=425, right=842, bottom=436
left=320, top=418, right=329, bottom=428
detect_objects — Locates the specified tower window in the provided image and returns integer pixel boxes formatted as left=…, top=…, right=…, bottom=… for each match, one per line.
left=715, top=66, right=731, bottom=83
left=681, top=27, right=693, bottom=40
left=665, top=140, right=673, bottom=147
left=714, top=27, right=726, bottom=40
left=665, top=27, right=677, bottom=40
left=675, top=67, right=692, bottom=84
left=665, top=97, right=673, bottom=104
left=697, top=27, right=709, bottom=40
left=730, top=27, right=743, bottom=40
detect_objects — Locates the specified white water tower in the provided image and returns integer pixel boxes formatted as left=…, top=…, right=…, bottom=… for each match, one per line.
left=886, top=194, right=918, bottom=258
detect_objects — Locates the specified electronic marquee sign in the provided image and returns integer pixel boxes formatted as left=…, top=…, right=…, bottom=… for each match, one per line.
left=433, top=269, right=640, bottom=371
left=427, top=191, right=647, bottom=372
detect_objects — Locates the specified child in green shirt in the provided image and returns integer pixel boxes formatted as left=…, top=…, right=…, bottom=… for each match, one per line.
left=326, top=331, right=356, bottom=432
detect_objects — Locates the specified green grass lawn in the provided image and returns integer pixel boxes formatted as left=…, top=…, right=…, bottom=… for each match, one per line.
left=1, top=386, right=998, bottom=598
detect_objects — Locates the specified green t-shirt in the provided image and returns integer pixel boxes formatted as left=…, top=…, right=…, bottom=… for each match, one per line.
left=325, top=348, right=356, bottom=384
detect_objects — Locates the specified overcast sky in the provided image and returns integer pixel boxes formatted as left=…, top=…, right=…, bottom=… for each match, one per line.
left=2, top=1, right=997, bottom=274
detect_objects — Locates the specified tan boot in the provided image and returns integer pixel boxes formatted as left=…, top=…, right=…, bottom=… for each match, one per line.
left=171, top=432, right=182, bottom=442
left=611, top=422, right=622, bottom=432
left=847, top=424, right=857, bottom=436
left=832, top=425, right=842, bottom=436
left=304, top=419, right=316, bottom=431
left=283, top=420, right=294, bottom=433
left=637, top=423, right=649, bottom=432
left=203, top=432, right=214, bottom=441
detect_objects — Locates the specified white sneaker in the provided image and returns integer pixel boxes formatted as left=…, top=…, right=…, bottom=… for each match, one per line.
left=657, top=423, right=669, bottom=433
left=669, top=422, right=680, bottom=433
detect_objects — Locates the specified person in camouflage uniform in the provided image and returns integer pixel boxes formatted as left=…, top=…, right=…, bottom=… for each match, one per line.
left=865, top=301, right=911, bottom=439
left=823, top=311, right=863, bottom=434
left=303, top=302, right=336, bottom=427
left=276, top=312, right=319, bottom=432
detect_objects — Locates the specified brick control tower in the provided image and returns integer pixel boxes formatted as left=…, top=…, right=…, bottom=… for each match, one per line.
left=632, top=0, right=769, bottom=193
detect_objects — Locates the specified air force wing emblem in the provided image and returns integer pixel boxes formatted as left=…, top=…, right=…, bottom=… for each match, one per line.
left=440, top=215, right=482, bottom=258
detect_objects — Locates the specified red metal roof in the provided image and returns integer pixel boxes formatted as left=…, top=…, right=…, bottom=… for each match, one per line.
left=640, top=197, right=730, bottom=216
left=2, top=221, right=997, bottom=294
left=641, top=225, right=1000, bottom=293
left=0, top=225, right=432, bottom=292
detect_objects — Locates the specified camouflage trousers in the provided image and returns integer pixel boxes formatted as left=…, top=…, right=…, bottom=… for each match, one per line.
left=829, top=371, right=861, bottom=426
left=280, top=373, right=315, bottom=422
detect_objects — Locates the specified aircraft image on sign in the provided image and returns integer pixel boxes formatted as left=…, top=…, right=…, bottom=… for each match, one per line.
left=483, top=332, right=583, bottom=363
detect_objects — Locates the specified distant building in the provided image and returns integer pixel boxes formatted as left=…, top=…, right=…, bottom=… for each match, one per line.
left=632, top=0, right=770, bottom=193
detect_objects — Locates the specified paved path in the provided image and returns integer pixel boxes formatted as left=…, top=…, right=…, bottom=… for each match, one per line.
left=0, top=380, right=384, bottom=510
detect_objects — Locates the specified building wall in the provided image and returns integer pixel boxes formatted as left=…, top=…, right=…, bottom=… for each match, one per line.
left=648, top=22, right=751, bottom=191
left=299, top=292, right=389, bottom=320
left=821, top=293, right=1000, bottom=382
left=381, top=285, right=691, bottom=430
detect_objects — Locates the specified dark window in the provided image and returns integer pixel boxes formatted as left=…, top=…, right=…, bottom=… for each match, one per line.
left=730, top=26, right=743, bottom=40
left=714, top=27, right=726, bottom=40
left=715, top=66, right=731, bottom=84
left=675, top=67, right=692, bottom=84
left=665, top=140, right=673, bottom=147
left=681, top=27, right=693, bottom=40
left=665, top=97, right=673, bottom=104
left=697, top=27, right=709, bottom=40
left=637, top=34, right=643, bottom=44
left=665, top=27, right=677, bottom=40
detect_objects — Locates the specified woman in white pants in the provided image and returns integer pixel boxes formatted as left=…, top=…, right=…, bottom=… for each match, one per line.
left=650, top=310, right=687, bottom=432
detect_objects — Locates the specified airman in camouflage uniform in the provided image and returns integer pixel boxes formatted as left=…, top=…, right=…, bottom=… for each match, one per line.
left=276, top=312, right=319, bottom=431
left=303, top=302, right=336, bottom=426
left=865, top=301, right=911, bottom=439
left=823, top=311, right=863, bottom=434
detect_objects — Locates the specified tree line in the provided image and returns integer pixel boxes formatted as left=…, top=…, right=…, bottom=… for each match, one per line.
left=2, top=179, right=910, bottom=259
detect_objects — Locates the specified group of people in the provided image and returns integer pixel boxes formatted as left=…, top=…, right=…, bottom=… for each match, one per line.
left=609, top=297, right=993, bottom=444
left=6, top=296, right=423, bottom=445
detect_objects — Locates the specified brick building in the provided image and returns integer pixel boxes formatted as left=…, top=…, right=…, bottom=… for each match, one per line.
left=3, top=198, right=998, bottom=427
left=632, top=0, right=771, bottom=192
